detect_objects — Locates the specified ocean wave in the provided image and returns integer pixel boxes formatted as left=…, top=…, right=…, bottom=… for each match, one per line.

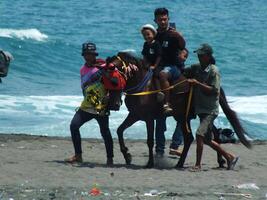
left=0, top=28, right=48, bottom=42
left=224, top=95, right=267, bottom=125
left=0, top=94, right=266, bottom=124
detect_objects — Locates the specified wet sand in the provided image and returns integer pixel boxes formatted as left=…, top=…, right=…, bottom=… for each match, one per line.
left=0, top=133, right=266, bottom=199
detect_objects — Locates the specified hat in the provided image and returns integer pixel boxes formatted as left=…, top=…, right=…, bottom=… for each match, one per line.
left=82, top=42, right=98, bottom=56
left=194, top=43, right=213, bottom=55
left=141, top=24, right=157, bottom=35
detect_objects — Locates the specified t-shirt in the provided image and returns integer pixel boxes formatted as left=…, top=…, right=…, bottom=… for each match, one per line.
left=155, top=27, right=185, bottom=66
left=79, top=58, right=108, bottom=115
left=185, top=63, right=220, bottom=115
left=141, top=40, right=162, bottom=65
left=80, top=58, right=105, bottom=89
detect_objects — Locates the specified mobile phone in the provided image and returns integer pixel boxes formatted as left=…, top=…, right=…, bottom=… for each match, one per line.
left=169, top=22, right=176, bottom=30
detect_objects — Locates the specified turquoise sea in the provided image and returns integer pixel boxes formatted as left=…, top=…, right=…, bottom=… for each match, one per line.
left=0, top=0, right=266, bottom=140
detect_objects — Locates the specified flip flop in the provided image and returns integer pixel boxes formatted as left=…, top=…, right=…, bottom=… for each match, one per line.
left=227, top=156, right=239, bottom=170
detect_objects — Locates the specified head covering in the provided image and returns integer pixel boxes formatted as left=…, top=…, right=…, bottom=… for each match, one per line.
left=194, top=43, right=213, bottom=55
left=141, top=24, right=157, bottom=35
left=82, top=42, right=98, bottom=56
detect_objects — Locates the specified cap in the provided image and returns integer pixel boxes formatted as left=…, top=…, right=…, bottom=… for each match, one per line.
left=141, top=24, right=157, bottom=35
left=82, top=42, right=98, bottom=56
left=193, top=43, right=213, bottom=55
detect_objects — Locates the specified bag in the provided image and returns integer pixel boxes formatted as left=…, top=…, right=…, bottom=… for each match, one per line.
left=218, top=128, right=236, bottom=143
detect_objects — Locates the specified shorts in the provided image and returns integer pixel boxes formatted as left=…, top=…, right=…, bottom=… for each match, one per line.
left=196, top=114, right=217, bottom=141
left=161, top=65, right=181, bottom=81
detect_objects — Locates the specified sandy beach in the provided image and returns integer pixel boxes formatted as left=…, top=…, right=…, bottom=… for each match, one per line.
left=0, top=133, right=266, bottom=200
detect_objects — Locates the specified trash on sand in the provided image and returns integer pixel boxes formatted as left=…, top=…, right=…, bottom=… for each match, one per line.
left=214, top=192, right=252, bottom=199
left=235, top=183, right=260, bottom=190
left=144, top=190, right=167, bottom=197
left=89, top=184, right=101, bottom=196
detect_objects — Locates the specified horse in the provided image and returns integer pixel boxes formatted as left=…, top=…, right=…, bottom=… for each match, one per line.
left=106, top=52, right=252, bottom=168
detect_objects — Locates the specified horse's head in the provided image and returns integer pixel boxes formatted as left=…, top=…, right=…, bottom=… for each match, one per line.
left=106, top=52, right=143, bottom=81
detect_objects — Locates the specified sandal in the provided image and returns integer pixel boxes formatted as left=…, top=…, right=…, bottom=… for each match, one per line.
left=64, top=155, right=83, bottom=163
left=227, top=156, right=239, bottom=170
left=189, top=166, right=202, bottom=172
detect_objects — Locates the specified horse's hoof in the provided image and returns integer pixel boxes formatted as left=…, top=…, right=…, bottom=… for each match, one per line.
left=175, top=163, right=184, bottom=169
left=124, top=153, right=132, bottom=165
left=145, top=161, right=154, bottom=168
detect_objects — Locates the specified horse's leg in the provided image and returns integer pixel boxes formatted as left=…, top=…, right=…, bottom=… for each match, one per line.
left=145, top=119, right=155, bottom=168
left=176, top=119, right=194, bottom=168
left=117, top=113, right=139, bottom=165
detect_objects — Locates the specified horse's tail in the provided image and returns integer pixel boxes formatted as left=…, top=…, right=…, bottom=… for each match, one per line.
left=219, top=88, right=252, bottom=149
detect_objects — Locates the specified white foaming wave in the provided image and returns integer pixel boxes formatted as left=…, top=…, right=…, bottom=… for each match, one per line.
left=219, top=95, right=267, bottom=125
left=0, top=28, right=48, bottom=41
left=1, top=95, right=266, bottom=125
left=0, top=95, right=82, bottom=117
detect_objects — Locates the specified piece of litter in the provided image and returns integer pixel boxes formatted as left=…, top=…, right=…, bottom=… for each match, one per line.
left=144, top=190, right=167, bottom=197
left=214, top=192, right=252, bottom=198
left=235, top=183, right=260, bottom=190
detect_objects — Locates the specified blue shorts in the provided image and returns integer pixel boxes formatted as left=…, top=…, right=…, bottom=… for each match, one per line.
left=161, top=65, right=181, bottom=81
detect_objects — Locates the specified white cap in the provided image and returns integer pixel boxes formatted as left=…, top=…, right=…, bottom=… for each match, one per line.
left=140, top=24, right=157, bottom=35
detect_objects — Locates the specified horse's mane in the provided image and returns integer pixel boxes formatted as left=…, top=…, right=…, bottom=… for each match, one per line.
left=117, top=52, right=144, bottom=69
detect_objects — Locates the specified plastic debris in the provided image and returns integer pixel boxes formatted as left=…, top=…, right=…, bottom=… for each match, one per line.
left=89, top=184, right=101, bottom=196
left=214, top=192, right=252, bottom=199
left=235, top=183, right=260, bottom=190
left=144, top=190, right=167, bottom=197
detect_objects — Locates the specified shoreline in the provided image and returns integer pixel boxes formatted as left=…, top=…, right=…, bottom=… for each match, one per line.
left=1, top=132, right=266, bottom=143
left=0, top=133, right=266, bottom=199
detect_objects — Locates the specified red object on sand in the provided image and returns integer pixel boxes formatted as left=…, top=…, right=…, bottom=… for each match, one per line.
left=89, top=187, right=101, bottom=196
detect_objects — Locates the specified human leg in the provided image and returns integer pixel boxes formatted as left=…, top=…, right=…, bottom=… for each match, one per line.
left=159, top=69, right=172, bottom=114
left=155, top=116, right=167, bottom=155
left=194, top=114, right=216, bottom=168
left=170, top=122, right=183, bottom=149
left=169, top=122, right=183, bottom=156
left=67, top=109, right=93, bottom=162
left=96, top=115, right=114, bottom=165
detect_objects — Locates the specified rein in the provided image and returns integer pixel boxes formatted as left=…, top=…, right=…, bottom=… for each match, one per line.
left=125, top=79, right=187, bottom=96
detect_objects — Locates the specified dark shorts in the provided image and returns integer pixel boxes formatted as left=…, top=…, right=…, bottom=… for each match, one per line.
left=161, top=65, right=181, bottom=81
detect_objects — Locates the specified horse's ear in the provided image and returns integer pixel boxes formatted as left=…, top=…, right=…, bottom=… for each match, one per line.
left=106, top=56, right=111, bottom=63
